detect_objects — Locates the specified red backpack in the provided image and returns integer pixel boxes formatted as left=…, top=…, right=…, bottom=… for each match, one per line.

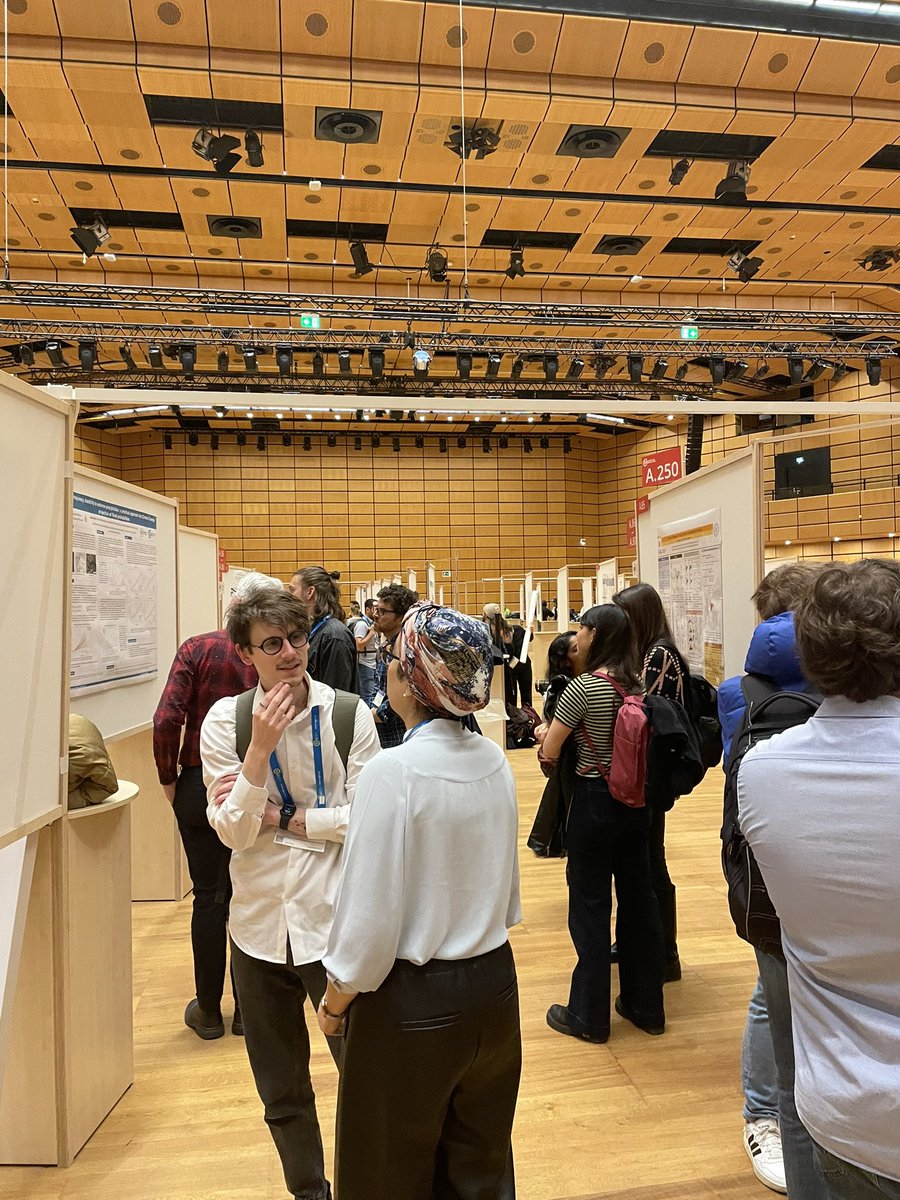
left=579, top=671, right=649, bottom=809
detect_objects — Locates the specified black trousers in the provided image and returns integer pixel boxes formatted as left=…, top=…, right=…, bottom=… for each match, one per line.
left=172, top=766, right=235, bottom=1015
left=565, top=776, right=664, bottom=1038
left=230, top=940, right=342, bottom=1200
left=335, top=942, right=521, bottom=1200
left=648, top=806, right=678, bottom=962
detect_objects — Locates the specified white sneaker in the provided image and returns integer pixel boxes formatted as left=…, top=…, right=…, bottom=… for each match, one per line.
left=743, top=1119, right=787, bottom=1194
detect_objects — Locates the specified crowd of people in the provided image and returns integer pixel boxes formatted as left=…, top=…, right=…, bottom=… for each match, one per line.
left=151, top=559, right=900, bottom=1200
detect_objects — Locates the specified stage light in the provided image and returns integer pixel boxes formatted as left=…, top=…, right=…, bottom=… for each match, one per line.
left=303, top=436, right=312, bottom=451
left=804, top=360, right=828, bottom=383
left=859, top=248, right=900, bottom=273
left=540, top=412, right=551, bottom=423
left=148, top=345, right=163, bottom=369
left=237, top=431, right=247, bottom=447
left=78, top=340, right=97, bottom=372
left=787, top=354, right=804, bottom=386
left=275, top=346, right=292, bottom=376
left=457, top=435, right=467, bottom=449
left=439, top=437, right=448, bottom=453
left=499, top=434, right=509, bottom=449
left=69, top=213, right=110, bottom=257
left=486, top=352, right=502, bottom=380
left=709, top=356, right=726, bottom=385
left=728, top=250, right=763, bottom=283
left=327, top=433, right=337, bottom=447
left=566, top=357, right=584, bottom=380
left=752, top=364, right=770, bottom=382
left=244, top=129, right=264, bottom=168
left=426, top=246, right=449, bottom=283
left=510, top=357, right=524, bottom=381
left=627, top=354, right=644, bottom=384
left=539, top=435, right=549, bottom=450
left=164, top=433, right=173, bottom=450
left=669, top=158, right=691, bottom=187
left=482, top=438, right=491, bottom=454
left=349, top=241, right=373, bottom=278
left=179, top=344, right=196, bottom=375
left=189, top=432, right=199, bottom=447
left=17, top=344, right=34, bottom=367
left=243, top=347, right=258, bottom=374
left=544, top=354, right=558, bottom=382
left=312, top=351, right=324, bottom=378
left=211, top=433, right=220, bottom=450
left=412, top=349, right=431, bottom=378
left=505, top=248, right=525, bottom=280
left=867, top=357, right=882, bottom=386
left=524, top=437, right=533, bottom=453
left=119, top=344, right=136, bottom=371
left=716, top=160, right=750, bottom=203
left=726, top=360, right=749, bottom=382
left=563, top=436, right=572, bottom=454
left=371, top=434, right=381, bottom=448
left=392, top=436, right=401, bottom=453
left=592, top=354, right=613, bottom=381
left=192, top=128, right=242, bottom=175
left=338, top=349, right=352, bottom=377
left=369, top=348, right=384, bottom=379
left=283, top=433, right=293, bottom=447
left=457, top=351, right=472, bottom=380
left=415, top=434, right=424, bottom=448
left=831, top=363, right=850, bottom=383
left=444, top=123, right=500, bottom=160
left=354, top=436, right=362, bottom=451
left=675, top=363, right=689, bottom=381
left=651, top=358, right=668, bottom=380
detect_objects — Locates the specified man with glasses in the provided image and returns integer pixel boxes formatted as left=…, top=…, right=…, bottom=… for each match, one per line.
left=370, top=584, right=419, bottom=748
left=201, top=586, right=379, bottom=1200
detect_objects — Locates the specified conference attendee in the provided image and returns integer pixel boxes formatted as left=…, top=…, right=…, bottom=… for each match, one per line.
left=719, top=562, right=824, bottom=1200
left=349, top=598, right=377, bottom=707
left=152, top=569, right=282, bottom=1040
left=528, top=630, right=577, bottom=857
left=613, top=581, right=689, bottom=982
left=739, top=560, right=900, bottom=1200
left=369, top=582, right=418, bottom=748
left=200, top=586, right=380, bottom=1200
left=346, top=600, right=361, bottom=623
left=538, top=604, right=664, bottom=1043
left=483, top=603, right=533, bottom=708
left=317, top=604, right=521, bottom=1200
left=289, top=565, right=359, bottom=694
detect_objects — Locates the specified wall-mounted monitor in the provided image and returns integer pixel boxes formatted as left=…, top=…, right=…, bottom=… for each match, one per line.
left=773, top=446, right=832, bottom=500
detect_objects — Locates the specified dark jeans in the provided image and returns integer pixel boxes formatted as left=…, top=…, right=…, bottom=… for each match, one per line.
left=335, top=942, right=520, bottom=1200
left=172, top=766, right=235, bottom=1016
left=649, top=805, right=678, bottom=963
left=816, top=1146, right=900, bottom=1199
left=566, top=776, right=664, bottom=1038
left=230, top=940, right=342, bottom=1200
left=755, top=948, right=830, bottom=1200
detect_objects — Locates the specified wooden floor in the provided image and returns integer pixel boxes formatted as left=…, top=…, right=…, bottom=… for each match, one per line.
left=3, top=756, right=769, bottom=1200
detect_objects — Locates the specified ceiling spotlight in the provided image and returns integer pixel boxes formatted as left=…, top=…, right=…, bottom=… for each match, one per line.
left=457, top=350, right=473, bottom=380
left=563, top=436, right=572, bottom=455
left=669, top=158, right=691, bottom=187
left=237, top=431, right=247, bottom=447
left=338, top=349, right=352, bottom=377
left=524, top=437, right=533, bottom=453
left=651, top=358, right=668, bottom=380
left=787, top=353, right=804, bottom=387
left=369, top=348, right=384, bottom=379
left=192, top=128, right=242, bottom=175
left=371, top=434, right=381, bottom=448
left=859, top=248, right=900, bottom=273
left=566, top=356, right=584, bottom=380
left=752, top=364, right=770, bottom=382
left=439, top=436, right=448, bottom=453
left=312, top=351, right=325, bottom=378
left=482, top=437, right=491, bottom=454
left=804, top=360, right=828, bottom=383
left=426, top=246, right=449, bottom=283
left=179, top=344, right=196, bottom=376
left=148, top=344, right=163, bottom=369
left=244, top=129, right=264, bottom=168
left=708, top=356, right=726, bottom=386
left=392, top=436, right=401, bottom=453
left=726, top=360, right=749, bottom=382
left=627, top=353, right=644, bottom=384
left=18, top=344, right=34, bottom=366
left=283, top=433, right=293, bottom=447
left=674, top=362, right=689, bottom=380
left=867, top=358, right=882, bottom=387
left=486, top=352, right=502, bottom=380
left=243, top=347, right=258, bottom=374
left=444, top=123, right=501, bottom=161
left=211, top=432, right=220, bottom=450
left=539, top=435, right=549, bottom=450
left=119, top=344, right=136, bottom=372
left=831, top=363, right=850, bottom=383
left=505, top=248, right=525, bottom=280
left=716, top=160, right=751, bottom=203
left=215, top=350, right=228, bottom=374
left=592, top=353, right=614, bottom=381
left=275, top=346, right=292, bottom=376
left=349, top=240, right=373, bottom=278
left=257, top=434, right=267, bottom=451
left=414, top=434, right=424, bottom=448
left=327, top=433, right=337, bottom=448
left=78, top=340, right=97, bottom=372
left=164, top=432, right=173, bottom=450
left=510, top=357, right=524, bottom=381
left=353, top=435, right=362, bottom=451
left=303, top=436, right=312, bottom=451
left=499, top=435, right=509, bottom=449
left=544, top=354, right=559, bottom=382
left=457, top=434, right=468, bottom=449
left=69, top=213, right=111, bottom=258
left=412, top=348, right=431, bottom=378
left=728, top=249, right=764, bottom=283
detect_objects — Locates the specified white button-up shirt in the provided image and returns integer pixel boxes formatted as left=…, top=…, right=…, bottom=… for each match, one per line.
left=200, top=676, right=380, bottom=966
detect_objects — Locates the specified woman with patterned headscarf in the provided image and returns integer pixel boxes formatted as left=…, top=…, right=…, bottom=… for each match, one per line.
left=318, top=603, right=522, bottom=1200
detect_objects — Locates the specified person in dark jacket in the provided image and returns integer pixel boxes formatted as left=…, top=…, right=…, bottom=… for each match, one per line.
left=719, top=562, right=827, bottom=1200
left=289, top=566, right=360, bottom=694
left=528, top=632, right=576, bottom=856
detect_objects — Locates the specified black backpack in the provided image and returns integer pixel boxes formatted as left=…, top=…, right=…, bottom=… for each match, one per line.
left=684, top=673, right=723, bottom=772
left=644, top=694, right=705, bottom=810
left=721, top=674, right=821, bottom=958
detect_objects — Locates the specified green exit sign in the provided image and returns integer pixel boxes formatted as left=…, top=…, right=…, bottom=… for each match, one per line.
left=680, top=324, right=699, bottom=340
left=300, top=313, right=321, bottom=329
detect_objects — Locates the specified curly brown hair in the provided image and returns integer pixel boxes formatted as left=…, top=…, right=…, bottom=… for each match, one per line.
left=794, top=559, right=900, bottom=702
left=752, top=562, right=821, bottom=620
left=226, top=588, right=310, bottom=649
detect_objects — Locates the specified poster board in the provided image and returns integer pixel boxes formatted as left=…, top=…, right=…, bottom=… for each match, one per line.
left=556, top=567, right=569, bottom=633
left=70, top=469, right=178, bottom=742
left=596, top=559, right=618, bottom=605
left=637, top=448, right=761, bottom=682
left=177, top=526, right=220, bottom=642
left=0, top=378, right=70, bottom=847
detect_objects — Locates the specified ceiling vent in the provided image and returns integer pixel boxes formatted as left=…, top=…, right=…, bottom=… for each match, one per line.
left=315, top=108, right=381, bottom=144
left=557, top=125, right=630, bottom=159
left=250, top=416, right=281, bottom=433
left=593, top=235, right=649, bottom=256
left=207, top=215, right=263, bottom=239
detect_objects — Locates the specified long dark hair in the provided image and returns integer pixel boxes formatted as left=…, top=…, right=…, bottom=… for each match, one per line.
left=613, top=582, right=674, bottom=660
left=546, top=631, right=575, bottom=679
left=580, top=604, right=642, bottom=692
left=295, top=566, right=344, bottom=620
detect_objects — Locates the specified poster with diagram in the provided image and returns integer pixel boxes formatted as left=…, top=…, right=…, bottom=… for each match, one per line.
left=71, top=492, right=159, bottom=694
left=657, top=508, right=724, bottom=685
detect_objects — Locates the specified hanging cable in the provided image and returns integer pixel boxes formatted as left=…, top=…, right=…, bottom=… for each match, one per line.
left=456, top=0, right=470, bottom=299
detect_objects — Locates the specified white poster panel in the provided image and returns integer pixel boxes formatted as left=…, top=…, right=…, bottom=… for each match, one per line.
left=556, top=567, right=569, bottom=633
left=426, top=563, right=436, bottom=602
left=70, top=492, right=159, bottom=695
left=519, top=588, right=540, bottom=664
left=407, top=570, right=417, bottom=595
left=596, top=558, right=618, bottom=605
left=656, top=509, right=724, bottom=685
left=581, top=579, right=593, bottom=613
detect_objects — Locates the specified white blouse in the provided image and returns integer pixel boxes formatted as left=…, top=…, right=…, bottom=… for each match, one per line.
left=323, top=719, right=522, bottom=994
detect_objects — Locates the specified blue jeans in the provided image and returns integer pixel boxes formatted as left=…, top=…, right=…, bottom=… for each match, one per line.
left=756, top=948, right=830, bottom=1200
left=357, top=662, right=376, bottom=708
left=816, top=1146, right=900, bottom=1199
left=743, top=975, right=779, bottom=1121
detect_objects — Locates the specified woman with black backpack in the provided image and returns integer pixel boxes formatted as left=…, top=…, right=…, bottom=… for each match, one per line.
left=614, top=582, right=689, bottom=984
left=537, top=605, right=665, bottom=1043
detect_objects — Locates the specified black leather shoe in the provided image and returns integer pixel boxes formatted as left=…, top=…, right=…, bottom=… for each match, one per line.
left=615, top=995, right=665, bottom=1036
left=664, top=956, right=683, bottom=983
left=184, top=999, right=225, bottom=1040
left=546, top=1004, right=608, bottom=1044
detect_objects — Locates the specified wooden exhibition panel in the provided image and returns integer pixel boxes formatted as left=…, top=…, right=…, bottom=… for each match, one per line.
left=177, top=525, right=220, bottom=641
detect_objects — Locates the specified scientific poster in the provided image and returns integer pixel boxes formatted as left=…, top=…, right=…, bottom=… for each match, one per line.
left=596, top=559, right=618, bottom=605
left=71, top=492, right=159, bottom=694
left=657, top=509, right=724, bottom=685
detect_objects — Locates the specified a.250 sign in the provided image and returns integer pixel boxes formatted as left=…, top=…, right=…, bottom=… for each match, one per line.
left=641, top=448, right=683, bottom=488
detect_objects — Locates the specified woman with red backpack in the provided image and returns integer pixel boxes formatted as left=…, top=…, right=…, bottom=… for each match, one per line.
left=537, top=604, right=665, bottom=1044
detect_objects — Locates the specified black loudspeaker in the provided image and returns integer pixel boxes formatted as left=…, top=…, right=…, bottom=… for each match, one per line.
left=685, top=415, right=705, bottom=475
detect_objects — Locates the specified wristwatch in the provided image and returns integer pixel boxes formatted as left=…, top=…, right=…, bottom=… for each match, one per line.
left=279, top=803, right=296, bottom=831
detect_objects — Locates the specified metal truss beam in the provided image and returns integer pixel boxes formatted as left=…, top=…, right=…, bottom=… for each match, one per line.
left=2, top=281, right=899, bottom=335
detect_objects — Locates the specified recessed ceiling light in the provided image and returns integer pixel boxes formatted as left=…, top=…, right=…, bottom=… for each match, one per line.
left=834, top=536, right=842, bottom=542
left=785, top=539, right=792, bottom=546
left=667, top=414, right=674, bottom=421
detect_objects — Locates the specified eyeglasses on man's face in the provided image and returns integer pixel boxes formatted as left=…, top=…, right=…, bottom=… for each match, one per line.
left=373, top=605, right=397, bottom=616
left=249, top=630, right=309, bottom=656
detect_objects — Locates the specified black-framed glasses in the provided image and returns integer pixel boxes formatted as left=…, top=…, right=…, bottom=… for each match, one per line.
left=249, top=630, right=309, bottom=656
left=373, top=605, right=397, bottom=616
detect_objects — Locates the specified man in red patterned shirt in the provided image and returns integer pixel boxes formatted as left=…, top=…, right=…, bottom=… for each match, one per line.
left=153, top=570, right=284, bottom=1040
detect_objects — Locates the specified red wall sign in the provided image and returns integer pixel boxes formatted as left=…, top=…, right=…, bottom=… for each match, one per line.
left=642, top=447, right=683, bottom=488
left=626, top=515, right=637, bottom=549
left=218, top=547, right=229, bottom=580
left=636, top=494, right=650, bottom=515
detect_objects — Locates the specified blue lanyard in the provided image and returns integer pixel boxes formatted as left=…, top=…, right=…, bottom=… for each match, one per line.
left=402, top=718, right=434, bottom=743
left=309, top=616, right=328, bottom=640
left=268, top=706, right=327, bottom=815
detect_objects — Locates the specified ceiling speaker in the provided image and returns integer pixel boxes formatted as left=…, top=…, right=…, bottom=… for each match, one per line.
left=207, top=215, right=263, bottom=239
left=316, top=108, right=382, bottom=144
left=557, top=125, right=630, bottom=159
left=593, top=235, right=649, bottom=256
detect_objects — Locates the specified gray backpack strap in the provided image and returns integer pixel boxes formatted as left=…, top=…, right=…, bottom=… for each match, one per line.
left=331, top=689, right=358, bottom=771
left=234, top=687, right=257, bottom=762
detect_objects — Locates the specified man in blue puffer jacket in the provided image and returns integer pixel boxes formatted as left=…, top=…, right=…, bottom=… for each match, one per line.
left=719, top=563, right=827, bottom=1200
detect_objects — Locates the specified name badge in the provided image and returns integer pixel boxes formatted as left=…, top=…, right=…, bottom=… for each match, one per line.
left=274, top=831, right=326, bottom=852
left=372, top=691, right=385, bottom=709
